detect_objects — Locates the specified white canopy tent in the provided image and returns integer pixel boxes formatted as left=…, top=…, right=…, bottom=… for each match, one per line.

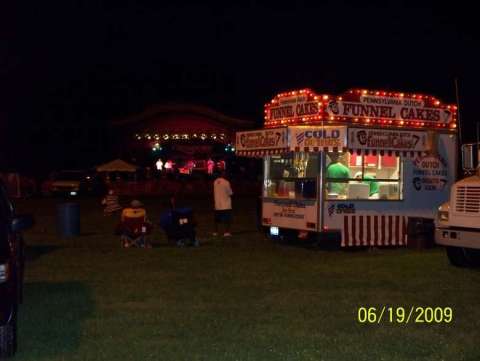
left=96, top=159, right=138, bottom=173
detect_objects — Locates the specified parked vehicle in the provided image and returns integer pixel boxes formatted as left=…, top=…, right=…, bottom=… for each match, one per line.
left=41, top=170, right=105, bottom=196
left=435, top=143, right=480, bottom=267
left=0, top=180, right=33, bottom=357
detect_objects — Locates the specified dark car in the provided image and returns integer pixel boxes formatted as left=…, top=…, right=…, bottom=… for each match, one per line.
left=0, top=181, right=33, bottom=357
left=41, top=170, right=106, bottom=197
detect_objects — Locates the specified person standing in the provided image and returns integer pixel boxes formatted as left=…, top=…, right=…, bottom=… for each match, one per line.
left=354, top=171, right=379, bottom=199
left=213, top=171, right=233, bottom=237
left=207, top=158, right=215, bottom=175
left=186, top=159, right=195, bottom=174
left=326, top=153, right=350, bottom=197
left=217, top=159, right=226, bottom=171
left=102, top=189, right=122, bottom=215
left=165, top=160, right=173, bottom=173
left=156, top=158, right=164, bottom=171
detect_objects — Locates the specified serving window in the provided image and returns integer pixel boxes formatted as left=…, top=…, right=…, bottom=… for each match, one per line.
left=263, top=153, right=318, bottom=200
left=326, top=152, right=402, bottom=200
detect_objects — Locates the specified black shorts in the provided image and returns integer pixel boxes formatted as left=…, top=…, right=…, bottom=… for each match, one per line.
left=214, top=210, right=232, bottom=223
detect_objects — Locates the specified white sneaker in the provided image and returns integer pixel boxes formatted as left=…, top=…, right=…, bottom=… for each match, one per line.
left=223, top=232, right=232, bottom=237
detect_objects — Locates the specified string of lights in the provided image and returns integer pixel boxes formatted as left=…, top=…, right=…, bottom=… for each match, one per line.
left=135, top=133, right=228, bottom=141
left=264, top=88, right=457, bottom=130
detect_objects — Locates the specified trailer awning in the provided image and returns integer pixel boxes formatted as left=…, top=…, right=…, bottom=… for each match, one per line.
left=289, top=147, right=426, bottom=157
left=346, top=149, right=427, bottom=157
left=292, top=146, right=348, bottom=153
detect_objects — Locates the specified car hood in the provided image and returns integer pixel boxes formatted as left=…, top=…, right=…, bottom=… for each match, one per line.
left=51, top=181, right=81, bottom=187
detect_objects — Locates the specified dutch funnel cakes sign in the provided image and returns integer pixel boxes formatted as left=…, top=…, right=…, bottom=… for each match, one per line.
left=348, top=128, right=428, bottom=152
left=412, top=155, right=448, bottom=191
left=327, top=93, right=453, bottom=123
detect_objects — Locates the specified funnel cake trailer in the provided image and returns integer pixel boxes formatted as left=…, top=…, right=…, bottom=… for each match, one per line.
left=236, top=89, right=458, bottom=247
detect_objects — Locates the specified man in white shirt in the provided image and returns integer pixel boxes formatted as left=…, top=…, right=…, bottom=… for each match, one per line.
left=213, top=171, right=233, bottom=237
left=155, top=159, right=163, bottom=171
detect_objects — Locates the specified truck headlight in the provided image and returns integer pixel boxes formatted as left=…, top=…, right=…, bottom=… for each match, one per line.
left=270, top=226, right=279, bottom=236
left=0, top=263, right=10, bottom=283
left=438, top=210, right=449, bottom=222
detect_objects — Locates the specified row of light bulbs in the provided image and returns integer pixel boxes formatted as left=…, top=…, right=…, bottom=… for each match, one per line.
left=265, top=116, right=457, bottom=129
left=150, top=142, right=235, bottom=152
left=135, top=133, right=227, bottom=141
left=264, top=88, right=458, bottom=130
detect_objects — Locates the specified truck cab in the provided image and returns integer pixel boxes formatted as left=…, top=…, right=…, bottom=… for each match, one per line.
left=435, top=143, right=480, bottom=267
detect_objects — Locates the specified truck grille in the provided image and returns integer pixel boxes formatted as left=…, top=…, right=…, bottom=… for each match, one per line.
left=455, top=186, right=480, bottom=213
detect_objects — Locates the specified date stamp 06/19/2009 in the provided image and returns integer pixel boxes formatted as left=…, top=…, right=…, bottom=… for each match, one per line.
left=357, top=306, right=453, bottom=324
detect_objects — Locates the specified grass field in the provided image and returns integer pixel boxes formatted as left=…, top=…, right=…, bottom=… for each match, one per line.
left=11, top=196, right=480, bottom=361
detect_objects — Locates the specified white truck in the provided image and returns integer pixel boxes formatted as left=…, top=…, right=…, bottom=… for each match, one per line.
left=435, top=143, right=480, bottom=267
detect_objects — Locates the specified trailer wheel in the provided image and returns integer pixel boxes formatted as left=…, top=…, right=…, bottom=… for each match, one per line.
left=279, top=229, right=297, bottom=245
left=446, top=246, right=470, bottom=267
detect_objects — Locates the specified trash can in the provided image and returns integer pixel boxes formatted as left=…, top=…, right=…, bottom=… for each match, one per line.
left=407, top=217, right=434, bottom=249
left=57, top=202, right=80, bottom=238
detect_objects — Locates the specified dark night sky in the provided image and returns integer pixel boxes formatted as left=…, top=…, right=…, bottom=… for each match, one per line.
left=1, top=0, right=479, bottom=170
